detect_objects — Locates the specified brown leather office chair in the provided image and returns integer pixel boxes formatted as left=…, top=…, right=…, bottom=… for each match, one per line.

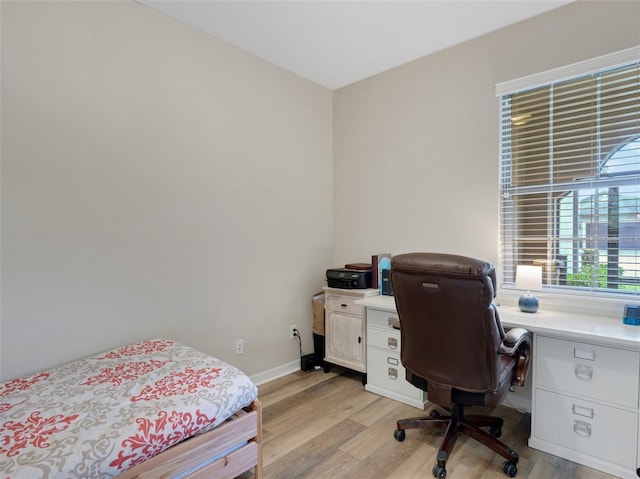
left=390, top=253, right=531, bottom=479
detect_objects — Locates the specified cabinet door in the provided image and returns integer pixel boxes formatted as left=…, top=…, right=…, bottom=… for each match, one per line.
left=326, top=312, right=365, bottom=371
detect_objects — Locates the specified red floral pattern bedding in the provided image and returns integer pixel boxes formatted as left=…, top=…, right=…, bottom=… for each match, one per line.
left=0, top=339, right=258, bottom=479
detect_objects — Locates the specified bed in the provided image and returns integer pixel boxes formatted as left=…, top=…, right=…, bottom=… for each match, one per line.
left=0, top=339, right=262, bottom=479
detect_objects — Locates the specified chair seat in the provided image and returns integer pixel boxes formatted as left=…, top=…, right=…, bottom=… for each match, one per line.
left=406, top=354, right=515, bottom=408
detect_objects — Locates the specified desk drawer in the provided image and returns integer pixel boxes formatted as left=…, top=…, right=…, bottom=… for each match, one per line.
left=367, top=308, right=400, bottom=330
left=367, top=348, right=421, bottom=399
left=325, top=295, right=363, bottom=316
left=368, top=327, right=400, bottom=352
left=534, top=388, right=637, bottom=468
left=536, top=336, right=639, bottom=408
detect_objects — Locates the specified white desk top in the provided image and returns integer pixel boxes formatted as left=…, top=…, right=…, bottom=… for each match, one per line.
left=357, top=294, right=640, bottom=350
left=355, top=294, right=398, bottom=312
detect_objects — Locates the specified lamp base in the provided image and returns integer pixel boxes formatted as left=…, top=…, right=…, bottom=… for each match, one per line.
left=518, top=293, right=539, bottom=313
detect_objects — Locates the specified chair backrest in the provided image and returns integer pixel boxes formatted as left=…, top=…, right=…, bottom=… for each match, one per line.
left=391, top=252, right=505, bottom=394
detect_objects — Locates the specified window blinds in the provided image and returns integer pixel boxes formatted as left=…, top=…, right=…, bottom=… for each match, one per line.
left=499, top=51, right=640, bottom=293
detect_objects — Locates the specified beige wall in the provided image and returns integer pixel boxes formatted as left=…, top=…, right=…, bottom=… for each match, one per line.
left=1, top=1, right=333, bottom=380
left=332, top=0, right=640, bottom=272
left=2, top=0, right=639, bottom=382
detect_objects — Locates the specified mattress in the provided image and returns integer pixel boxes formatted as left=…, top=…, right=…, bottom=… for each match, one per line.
left=0, top=339, right=258, bottom=479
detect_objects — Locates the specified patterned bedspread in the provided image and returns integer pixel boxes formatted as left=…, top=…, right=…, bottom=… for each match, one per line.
left=0, top=339, right=258, bottom=479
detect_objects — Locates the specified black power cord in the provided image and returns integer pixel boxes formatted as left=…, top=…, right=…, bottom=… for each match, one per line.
left=293, top=328, right=305, bottom=358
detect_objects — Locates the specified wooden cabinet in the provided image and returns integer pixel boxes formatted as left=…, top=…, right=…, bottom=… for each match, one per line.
left=323, top=287, right=378, bottom=374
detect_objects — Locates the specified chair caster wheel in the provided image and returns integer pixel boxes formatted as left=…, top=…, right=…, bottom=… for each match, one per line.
left=503, top=461, right=518, bottom=477
left=490, top=425, right=502, bottom=438
left=429, top=409, right=441, bottom=417
left=393, top=429, right=405, bottom=442
left=432, top=464, right=446, bottom=479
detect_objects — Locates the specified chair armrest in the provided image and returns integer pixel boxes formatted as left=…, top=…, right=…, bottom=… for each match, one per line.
left=498, top=328, right=532, bottom=387
left=498, top=328, right=529, bottom=355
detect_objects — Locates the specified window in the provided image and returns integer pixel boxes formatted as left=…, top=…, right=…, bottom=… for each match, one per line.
left=498, top=48, right=640, bottom=295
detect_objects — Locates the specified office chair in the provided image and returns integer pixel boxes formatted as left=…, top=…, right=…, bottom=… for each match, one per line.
left=390, top=253, right=531, bottom=479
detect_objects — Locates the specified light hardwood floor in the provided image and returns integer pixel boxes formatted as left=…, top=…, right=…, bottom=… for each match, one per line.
left=240, top=367, right=617, bottom=479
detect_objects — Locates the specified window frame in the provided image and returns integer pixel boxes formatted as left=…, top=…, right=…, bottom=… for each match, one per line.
left=496, top=46, right=640, bottom=302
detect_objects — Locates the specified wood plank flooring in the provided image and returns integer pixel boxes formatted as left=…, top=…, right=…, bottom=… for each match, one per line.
left=239, top=368, right=617, bottom=479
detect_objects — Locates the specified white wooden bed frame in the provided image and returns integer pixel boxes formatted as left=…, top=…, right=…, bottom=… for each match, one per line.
left=117, top=399, right=262, bottom=479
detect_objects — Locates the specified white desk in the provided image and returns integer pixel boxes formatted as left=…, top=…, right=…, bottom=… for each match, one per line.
left=357, top=294, right=640, bottom=479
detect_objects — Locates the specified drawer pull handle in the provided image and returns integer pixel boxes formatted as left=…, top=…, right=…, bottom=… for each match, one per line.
left=572, top=404, right=595, bottom=419
left=574, top=348, right=596, bottom=361
left=388, top=338, right=398, bottom=349
left=574, top=363, right=593, bottom=381
left=341, top=303, right=348, bottom=308
left=388, top=317, right=400, bottom=330
left=388, top=367, right=398, bottom=379
left=387, top=357, right=399, bottom=366
left=573, top=420, right=592, bottom=437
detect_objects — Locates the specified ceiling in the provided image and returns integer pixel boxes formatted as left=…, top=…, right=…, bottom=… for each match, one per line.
left=138, top=0, right=573, bottom=90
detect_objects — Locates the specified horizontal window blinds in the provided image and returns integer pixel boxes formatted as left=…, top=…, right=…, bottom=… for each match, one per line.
left=499, top=56, right=640, bottom=294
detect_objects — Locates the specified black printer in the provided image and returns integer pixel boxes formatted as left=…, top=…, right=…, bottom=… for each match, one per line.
left=326, top=268, right=372, bottom=289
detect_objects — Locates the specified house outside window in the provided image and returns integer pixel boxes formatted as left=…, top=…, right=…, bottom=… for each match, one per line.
left=498, top=48, right=640, bottom=296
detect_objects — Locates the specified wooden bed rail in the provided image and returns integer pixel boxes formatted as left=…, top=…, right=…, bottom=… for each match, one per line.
left=118, top=399, right=262, bottom=479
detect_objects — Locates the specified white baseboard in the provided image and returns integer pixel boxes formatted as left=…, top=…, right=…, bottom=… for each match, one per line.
left=249, top=359, right=300, bottom=386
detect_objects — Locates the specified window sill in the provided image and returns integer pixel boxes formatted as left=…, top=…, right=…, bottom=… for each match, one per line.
left=497, top=288, right=634, bottom=320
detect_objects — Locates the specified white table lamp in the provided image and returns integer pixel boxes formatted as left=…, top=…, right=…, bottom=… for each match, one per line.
left=515, top=265, right=542, bottom=313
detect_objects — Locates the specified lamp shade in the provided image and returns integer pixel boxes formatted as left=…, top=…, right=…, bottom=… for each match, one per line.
left=515, top=265, right=542, bottom=292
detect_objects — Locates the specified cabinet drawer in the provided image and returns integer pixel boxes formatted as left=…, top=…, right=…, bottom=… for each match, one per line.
left=367, top=348, right=420, bottom=399
left=367, top=308, right=400, bottom=330
left=368, top=327, right=401, bottom=352
left=325, top=295, right=363, bottom=316
left=534, top=388, right=637, bottom=468
left=536, top=336, right=639, bottom=408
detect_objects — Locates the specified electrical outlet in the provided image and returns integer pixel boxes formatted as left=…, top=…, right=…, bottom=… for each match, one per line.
left=289, top=325, right=297, bottom=340
left=235, top=339, right=244, bottom=355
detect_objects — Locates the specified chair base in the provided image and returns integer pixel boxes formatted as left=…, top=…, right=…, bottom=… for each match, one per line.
left=394, top=404, right=520, bottom=478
